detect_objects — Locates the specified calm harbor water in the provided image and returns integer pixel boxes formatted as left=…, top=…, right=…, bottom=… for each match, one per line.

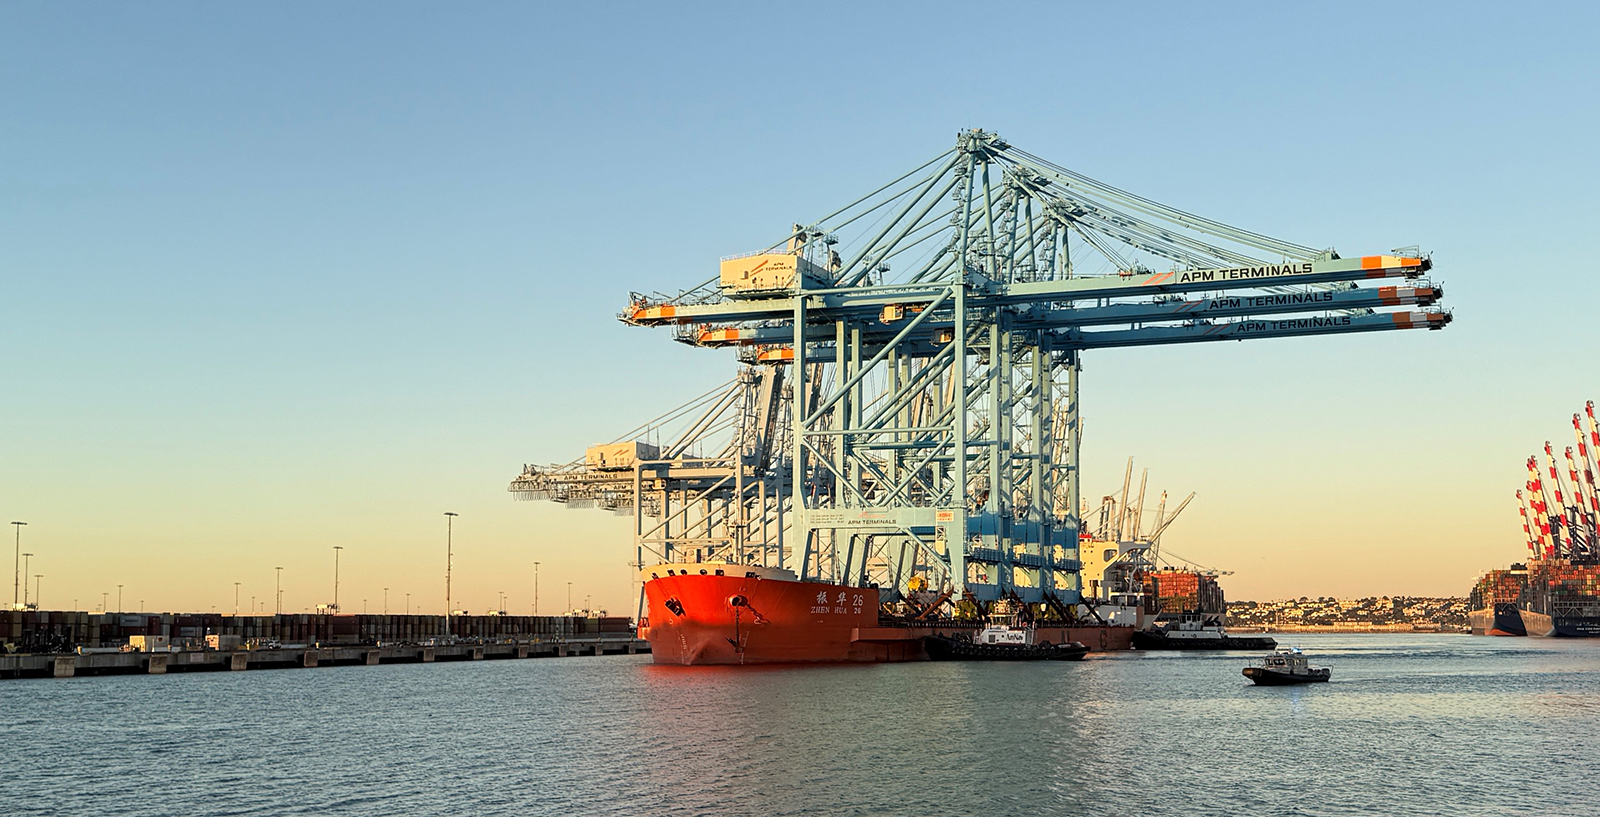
left=2, top=634, right=1596, bottom=816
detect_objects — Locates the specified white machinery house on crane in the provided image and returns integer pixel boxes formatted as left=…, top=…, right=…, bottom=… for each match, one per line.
left=510, top=129, right=1450, bottom=619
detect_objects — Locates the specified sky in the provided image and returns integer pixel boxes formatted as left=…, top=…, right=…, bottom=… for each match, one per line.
left=3, top=3, right=1598, bottom=615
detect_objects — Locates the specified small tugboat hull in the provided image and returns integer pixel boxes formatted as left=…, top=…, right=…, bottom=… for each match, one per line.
left=924, top=635, right=1090, bottom=661
left=1132, top=631, right=1278, bottom=651
left=1243, top=666, right=1331, bottom=685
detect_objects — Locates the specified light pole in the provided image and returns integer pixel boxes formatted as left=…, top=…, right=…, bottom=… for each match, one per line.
left=332, top=546, right=344, bottom=612
left=567, top=582, right=572, bottom=616
left=498, top=590, right=506, bottom=614
left=100, top=591, right=108, bottom=612
left=234, top=582, right=241, bottom=616
left=534, top=561, right=540, bottom=615
left=383, top=587, right=389, bottom=615
left=444, top=512, right=458, bottom=633
left=406, top=592, right=411, bottom=615
left=34, top=575, right=42, bottom=610
left=11, top=521, right=26, bottom=610
left=21, top=553, right=32, bottom=608
left=117, top=584, right=123, bottom=613
left=275, top=567, right=283, bottom=615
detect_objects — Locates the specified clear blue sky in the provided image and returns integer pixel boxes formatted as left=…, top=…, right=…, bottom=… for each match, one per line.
left=3, top=3, right=1597, bottom=613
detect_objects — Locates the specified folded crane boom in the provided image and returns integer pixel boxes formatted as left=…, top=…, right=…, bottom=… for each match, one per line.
left=512, top=129, right=1451, bottom=613
left=625, top=256, right=1435, bottom=331
left=683, top=284, right=1443, bottom=350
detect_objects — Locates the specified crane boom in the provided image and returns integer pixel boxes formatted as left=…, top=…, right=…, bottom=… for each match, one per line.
left=626, top=255, right=1434, bottom=329
left=1146, top=491, right=1196, bottom=545
left=1517, top=490, right=1538, bottom=555
left=1575, top=413, right=1600, bottom=519
left=1131, top=468, right=1149, bottom=541
left=686, top=284, right=1443, bottom=349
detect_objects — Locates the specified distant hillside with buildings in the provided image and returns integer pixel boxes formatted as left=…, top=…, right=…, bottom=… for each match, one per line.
left=1227, top=596, right=1470, bottom=632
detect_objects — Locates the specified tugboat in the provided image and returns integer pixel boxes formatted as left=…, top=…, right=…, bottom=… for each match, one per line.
left=1131, top=612, right=1277, bottom=650
left=1242, top=648, right=1331, bottom=685
left=924, top=613, right=1090, bottom=661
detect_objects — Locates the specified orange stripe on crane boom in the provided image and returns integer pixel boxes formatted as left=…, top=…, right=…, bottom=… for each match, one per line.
left=697, top=328, right=744, bottom=344
left=1361, top=254, right=1425, bottom=270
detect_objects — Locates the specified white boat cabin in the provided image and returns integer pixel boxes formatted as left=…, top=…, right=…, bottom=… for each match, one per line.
left=1259, top=649, right=1313, bottom=675
left=976, top=624, right=1034, bottom=646
left=1155, top=616, right=1228, bottom=640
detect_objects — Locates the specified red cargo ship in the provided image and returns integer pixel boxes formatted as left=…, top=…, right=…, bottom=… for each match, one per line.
left=638, top=563, right=1131, bottom=665
left=638, top=564, right=892, bottom=664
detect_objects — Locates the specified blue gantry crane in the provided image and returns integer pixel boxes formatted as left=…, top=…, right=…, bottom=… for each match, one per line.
left=512, top=129, right=1449, bottom=617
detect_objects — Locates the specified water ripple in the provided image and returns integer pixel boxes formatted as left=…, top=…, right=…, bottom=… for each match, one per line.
left=1, top=634, right=1596, bottom=816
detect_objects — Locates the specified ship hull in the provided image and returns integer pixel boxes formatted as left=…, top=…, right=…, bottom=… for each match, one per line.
left=1469, top=603, right=1527, bottom=636
left=641, top=572, right=885, bottom=665
left=1517, top=608, right=1600, bottom=638
left=639, top=571, right=1133, bottom=664
left=924, top=635, right=1089, bottom=661
left=1243, top=666, right=1330, bottom=685
left=1132, top=630, right=1277, bottom=650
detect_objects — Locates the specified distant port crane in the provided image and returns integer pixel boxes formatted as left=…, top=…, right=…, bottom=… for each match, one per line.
left=1077, top=456, right=1201, bottom=604
left=511, top=129, right=1449, bottom=617
left=1520, top=401, right=1600, bottom=560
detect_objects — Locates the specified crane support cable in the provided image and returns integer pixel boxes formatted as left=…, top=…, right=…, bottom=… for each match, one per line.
left=809, top=148, right=959, bottom=234
left=555, top=377, right=738, bottom=468
left=1004, top=149, right=1318, bottom=259
left=818, top=153, right=963, bottom=245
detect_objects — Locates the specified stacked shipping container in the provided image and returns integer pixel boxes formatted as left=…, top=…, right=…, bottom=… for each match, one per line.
left=1523, top=561, right=1600, bottom=617
left=1469, top=567, right=1528, bottom=609
left=1144, top=569, right=1226, bottom=617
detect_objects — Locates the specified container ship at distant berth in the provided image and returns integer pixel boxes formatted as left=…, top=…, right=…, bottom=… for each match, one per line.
left=1470, top=400, right=1600, bottom=638
left=1515, top=560, right=1600, bottom=637
left=1470, top=562, right=1600, bottom=638
left=1469, top=566, right=1528, bottom=636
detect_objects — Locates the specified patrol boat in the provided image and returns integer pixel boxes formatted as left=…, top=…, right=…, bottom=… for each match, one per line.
left=1242, top=648, right=1331, bottom=685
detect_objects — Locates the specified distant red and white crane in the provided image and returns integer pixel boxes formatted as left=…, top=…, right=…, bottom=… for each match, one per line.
left=1527, top=455, right=1555, bottom=558
left=1516, top=489, right=1538, bottom=556
left=1574, top=409, right=1600, bottom=517
left=1515, top=403, right=1600, bottom=562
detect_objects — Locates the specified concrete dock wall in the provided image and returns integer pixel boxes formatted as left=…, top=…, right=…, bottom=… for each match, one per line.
left=0, top=636, right=649, bottom=680
left=3, top=610, right=634, bottom=652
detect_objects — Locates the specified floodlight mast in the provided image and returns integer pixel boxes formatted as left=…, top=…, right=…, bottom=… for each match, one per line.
left=513, top=129, right=1450, bottom=617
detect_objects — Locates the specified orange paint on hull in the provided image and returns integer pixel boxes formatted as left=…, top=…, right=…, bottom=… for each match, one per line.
left=642, top=573, right=880, bottom=665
